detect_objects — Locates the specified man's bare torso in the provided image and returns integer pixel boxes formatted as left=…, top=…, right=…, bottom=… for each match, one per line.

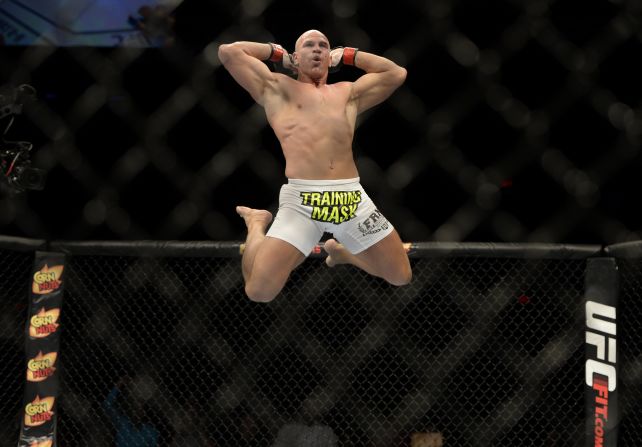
left=264, top=76, right=359, bottom=180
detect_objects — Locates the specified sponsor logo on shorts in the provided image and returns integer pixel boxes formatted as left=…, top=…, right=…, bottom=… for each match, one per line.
left=358, top=209, right=389, bottom=236
left=300, top=191, right=361, bottom=224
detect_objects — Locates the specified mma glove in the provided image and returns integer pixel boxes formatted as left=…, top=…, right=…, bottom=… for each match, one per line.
left=266, top=42, right=297, bottom=76
left=329, top=46, right=358, bottom=73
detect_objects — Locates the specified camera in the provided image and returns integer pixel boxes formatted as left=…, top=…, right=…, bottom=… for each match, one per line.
left=1, top=143, right=46, bottom=192
left=0, top=84, right=46, bottom=193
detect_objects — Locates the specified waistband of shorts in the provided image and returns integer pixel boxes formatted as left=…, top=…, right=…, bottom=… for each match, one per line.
left=287, top=177, right=360, bottom=186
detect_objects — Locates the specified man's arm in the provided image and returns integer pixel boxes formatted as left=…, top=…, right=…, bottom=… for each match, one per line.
left=218, top=41, right=282, bottom=106
left=346, top=50, right=407, bottom=114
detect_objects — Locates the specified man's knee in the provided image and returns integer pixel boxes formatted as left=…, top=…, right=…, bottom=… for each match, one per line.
left=386, top=264, right=412, bottom=286
left=244, top=280, right=281, bottom=303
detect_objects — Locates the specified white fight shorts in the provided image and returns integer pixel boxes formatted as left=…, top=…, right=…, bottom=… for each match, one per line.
left=266, top=178, right=394, bottom=256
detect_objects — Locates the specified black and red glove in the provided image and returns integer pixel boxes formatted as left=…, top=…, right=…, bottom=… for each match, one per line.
left=266, top=42, right=297, bottom=76
left=329, top=46, right=358, bottom=73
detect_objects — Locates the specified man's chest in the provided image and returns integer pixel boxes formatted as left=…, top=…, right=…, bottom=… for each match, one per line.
left=266, top=82, right=357, bottom=130
left=291, top=88, right=348, bottom=113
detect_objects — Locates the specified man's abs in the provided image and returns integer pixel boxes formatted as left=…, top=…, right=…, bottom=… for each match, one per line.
left=281, top=140, right=358, bottom=179
left=266, top=80, right=358, bottom=179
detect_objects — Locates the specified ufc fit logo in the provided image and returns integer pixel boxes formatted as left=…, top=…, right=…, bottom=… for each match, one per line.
left=585, top=300, right=617, bottom=447
left=585, top=301, right=617, bottom=390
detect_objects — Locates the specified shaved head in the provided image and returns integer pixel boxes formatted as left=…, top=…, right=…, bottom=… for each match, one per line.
left=295, top=29, right=329, bottom=52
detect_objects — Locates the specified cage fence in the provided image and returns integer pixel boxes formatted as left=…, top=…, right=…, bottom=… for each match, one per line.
left=603, top=243, right=642, bottom=447
left=0, top=245, right=37, bottom=443
left=0, top=0, right=641, bottom=244
left=1, top=0, right=642, bottom=446
left=5, top=239, right=641, bottom=446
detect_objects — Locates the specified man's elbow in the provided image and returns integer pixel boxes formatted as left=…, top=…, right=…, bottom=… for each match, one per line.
left=217, top=44, right=231, bottom=64
left=394, top=66, right=407, bottom=86
left=218, top=43, right=240, bottom=65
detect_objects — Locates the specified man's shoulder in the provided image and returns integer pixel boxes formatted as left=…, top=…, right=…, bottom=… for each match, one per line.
left=273, top=73, right=298, bottom=83
left=263, top=72, right=295, bottom=96
left=269, top=73, right=298, bottom=90
left=327, top=81, right=355, bottom=100
left=328, top=81, right=353, bottom=88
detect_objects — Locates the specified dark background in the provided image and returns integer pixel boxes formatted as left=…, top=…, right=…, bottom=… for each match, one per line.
left=1, top=0, right=641, bottom=245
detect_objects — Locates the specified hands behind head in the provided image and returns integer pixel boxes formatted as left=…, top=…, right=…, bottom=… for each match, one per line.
left=282, top=51, right=298, bottom=75
left=330, top=47, right=344, bottom=71
left=268, top=43, right=357, bottom=76
left=268, top=43, right=298, bottom=76
left=329, top=47, right=358, bottom=73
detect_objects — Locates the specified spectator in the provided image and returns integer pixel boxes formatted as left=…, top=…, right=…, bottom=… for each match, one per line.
left=102, top=377, right=159, bottom=447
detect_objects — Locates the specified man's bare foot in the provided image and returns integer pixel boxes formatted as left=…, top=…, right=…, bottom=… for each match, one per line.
left=236, top=206, right=273, bottom=230
left=323, top=238, right=352, bottom=267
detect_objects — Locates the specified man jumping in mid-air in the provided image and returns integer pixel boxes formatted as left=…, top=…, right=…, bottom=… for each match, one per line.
left=218, top=29, right=411, bottom=302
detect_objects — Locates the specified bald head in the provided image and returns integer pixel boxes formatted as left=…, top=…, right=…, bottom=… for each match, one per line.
left=295, top=29, right=330, bottom=52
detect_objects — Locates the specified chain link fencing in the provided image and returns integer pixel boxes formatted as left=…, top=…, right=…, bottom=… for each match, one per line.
left=603, top=242, right=642, bottom=447
left=0, top=238, right=46, bottom=444
left=1, top=0, right=642, bottom=244
left=1, top=0, right=642, bottom=444
left=4, top=239, right=627, bottom=446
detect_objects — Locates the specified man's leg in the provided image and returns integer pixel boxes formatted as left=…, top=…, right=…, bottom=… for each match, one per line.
left=237, top=206, right=273, bottom=282
left=324, top=230, right=411, bottom=286
left=237, top=206, right=306, bottom=302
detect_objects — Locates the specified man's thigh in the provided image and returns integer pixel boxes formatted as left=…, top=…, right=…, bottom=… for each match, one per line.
left=266, top=206, right=324, bottom=257
left=356, top=229, right=409, bottom=276
left=251, top=236, right=307, bottom=286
